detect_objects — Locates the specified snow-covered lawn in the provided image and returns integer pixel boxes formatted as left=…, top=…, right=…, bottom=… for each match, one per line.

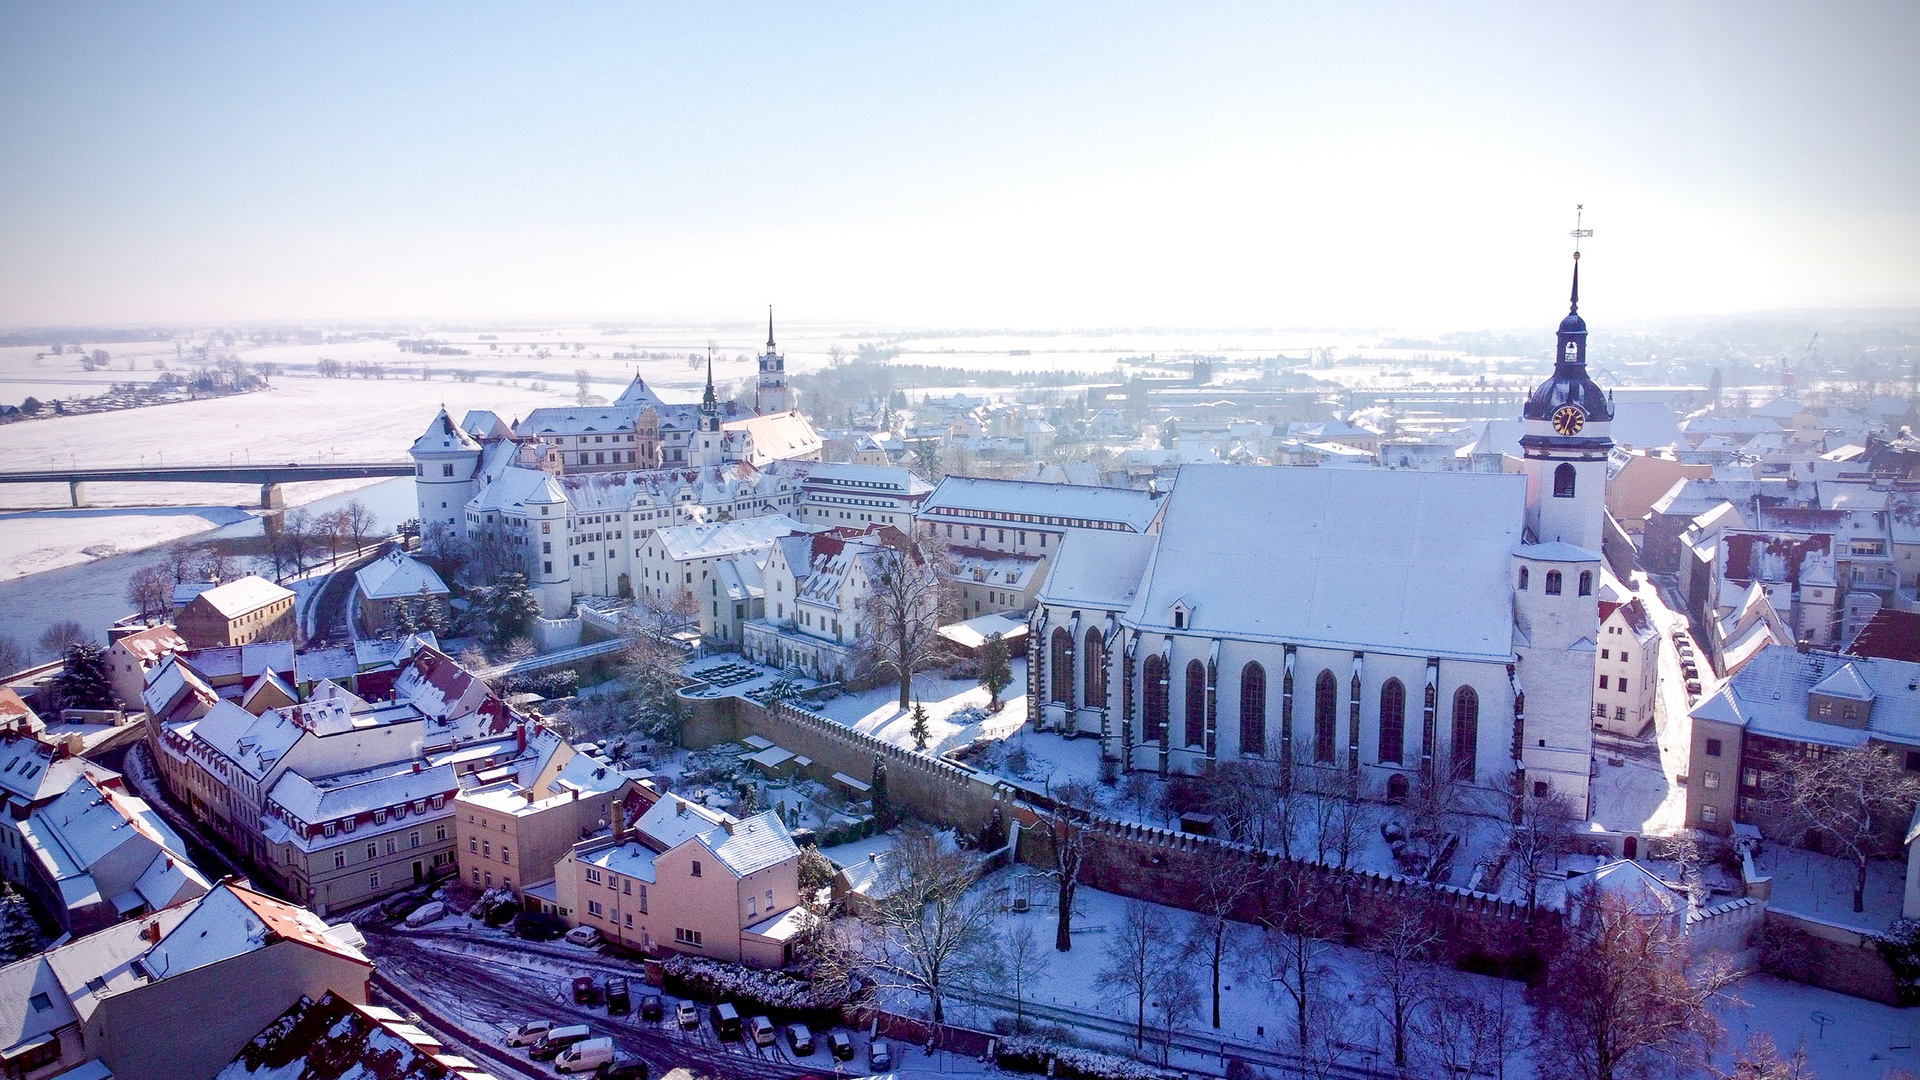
left=1712, top=973, right=1918, bottom=1079
left=1755, top=845, right=1907, bottom=934
left=809, top=660, right=1030, bottom=757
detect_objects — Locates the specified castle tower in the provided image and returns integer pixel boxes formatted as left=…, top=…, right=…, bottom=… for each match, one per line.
left=525, top=474, right=573, bottom=616
left=409, top=407, right=482, bottom=541
left=692, top=350, right=724, bottom=468
left=1520, top=247, right=1613, bottom=551
left=755, top=306, right=792, bottom=414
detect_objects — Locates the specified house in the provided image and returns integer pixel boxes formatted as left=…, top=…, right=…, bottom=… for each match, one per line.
left=914, top=476, right=1163, bottom=603
left=635, top=515, right=811, bottom=645
left=554, top=794, right=804, bottom=967
left=174, top=576, right=296, bottom=649
left=1594, top=597, right=1660, bottom=736
left=1686, top=645, right=1920, bottom=835
left=0, top=882, right=372, bottom=1080
left=454, top=750, right=640, bottom=903
left=1605, top=452, right=1712, bottom=537
left=947, top=546, right=1047, bottom=619
left=793, top=463, right=933, bottom=532
left=0, top=690, right=43, bottom=736
left=104, top=626, right=187, bottom=711
left=0, top=758, right=209, bottom=938
left=742, top=525, right=935, bottom=683
left=352, top=549, right=451, bottom=636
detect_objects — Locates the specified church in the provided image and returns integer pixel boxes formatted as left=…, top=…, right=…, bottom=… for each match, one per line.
left=1029, top=257, right=1615, bottom=811
left=410, top=315, right=823, bottom=614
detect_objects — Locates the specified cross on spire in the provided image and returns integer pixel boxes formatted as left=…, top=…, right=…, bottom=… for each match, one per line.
left=1568, top=204, right=1593, bottom=312
left=767, top=305, right=776, bottom=351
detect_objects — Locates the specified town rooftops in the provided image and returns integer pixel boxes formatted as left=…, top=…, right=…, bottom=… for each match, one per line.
left=215, top=991, right=498, bottom=1080
left=354, top=549, right=451, bottom=601
left=1690, top=645, right=1920, bottom=749
left=266, top=760, right=457, bottom=828
left=1848, top=609, right=1920, bottom=664
left=0, top=735, right=86, bottom=804
left=1126, top=465, right=1525, bottom=662
left=1036, top=531, right=1158, bottom=610
left=697, top=810, right=799, bottom=878
left=110, top=625, right=187, bottom=665
left=189, top=576, right=295, bottom=620
left=919, top=476, right=1163, bottom=533
left=0, top=689, right=39, bottom=733
left=653, top=515, right=808, bottom=562
left=143, top=882, right=369, bottom=981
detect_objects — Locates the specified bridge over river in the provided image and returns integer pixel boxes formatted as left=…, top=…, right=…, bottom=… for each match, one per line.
left=0, top=462, right=416, bottom=507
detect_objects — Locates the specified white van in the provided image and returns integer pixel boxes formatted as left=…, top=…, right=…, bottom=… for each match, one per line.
left=555, top=1036, right=615, bottom=1074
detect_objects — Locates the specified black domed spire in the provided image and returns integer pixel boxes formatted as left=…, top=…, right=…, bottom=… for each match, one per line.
left=1523, top=211, right=1611, bottom=424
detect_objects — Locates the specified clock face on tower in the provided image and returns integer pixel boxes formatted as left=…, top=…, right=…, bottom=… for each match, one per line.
left=1552, top=404, right=1587, bottom=436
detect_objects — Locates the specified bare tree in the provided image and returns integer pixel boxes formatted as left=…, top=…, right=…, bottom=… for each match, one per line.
left=1247, top=860, right=1335, bottom=1050
left=1363, top=907, right=1442, bottom=1069
left=1534, top=887, right=1735, bottom=1080
left=1764, top=743, right=1920, bottom=913
left=1509, top=779, right=1580, bottom=916
left=1096, top=899, right=1184, bottom=1047
left=313, top=508, right=351, bottom=564
left=38, top=621, right=89, bottom=659
left=1188, top=841, right=1258, bottom=1028
left=0, top=638, right=28, bottom=678
left=1208, top=757, right=1301, bottom=858
left=1311, top=767, right=1375, bottom=868
left=126, top=564, right=174, bottom=622
left=1417, top=979, right=1526, bottom=1080
left=1725, top=1032, right=1817, bottom=1080
left=342, top=498, right=378, bottom=555
left=162, top=542, right=202, bottom=585
left=855, top=532, right=950, bottom=708
left=574, top=368, right=593, bottom=406
left=820, top=825, right=999, bottom=1027
left=1149, top=963, right=1202, bottom=1066
left=996, top=922, right=1050, bottom=1035
left=1041, top=784, right=1093, bottom=952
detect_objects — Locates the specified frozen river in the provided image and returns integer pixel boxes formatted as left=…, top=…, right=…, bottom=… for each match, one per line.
left=0, top=476, right=416, bottom=658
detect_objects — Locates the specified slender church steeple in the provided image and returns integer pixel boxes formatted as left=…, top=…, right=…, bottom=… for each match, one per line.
left=1518, top=205, right=1612, bottom=550
left=693, top=346, right=723, bottom=467
left=755, top=304, right=793, bottom=414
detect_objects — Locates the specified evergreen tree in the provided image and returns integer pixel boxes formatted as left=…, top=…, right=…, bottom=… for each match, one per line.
left=909, top=700, right=932, bottom=753
left=0, top=887, right=46, bottom=961
left=980, top=633, right=1012, bottom=711
left=870, top=754, right=897, bottom=830
left=54, top=642, right=114, bottom=711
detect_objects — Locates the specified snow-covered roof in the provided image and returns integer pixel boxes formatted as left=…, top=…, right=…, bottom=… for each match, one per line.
left=804, top=462, right=933, bottom=496
left=579, top=838, right=659, bottom=883
left=697, top=810, right=799, bottom=878
left=920, top=476, right=1162, bottom=533
left=1568, top=859, right=1687, bottom=917
left=189, top=576, right=294, bottom=620
left=267, top=760, right=457, bottom=826
left=144, top=883, right=368, bottom=981
left=1608, top=401, right=1684, bottom=450
left=354, top=549, right=451, bottom=601
left=0, top=736, right=85, bottom=804
left=411, top=408, right=482, bottom=455
left=635, top=795, right=732, bottom=852
left=213, top=991, right=476, bottom=1080
left=1037, top=531, right=1158, bottom=610
left=654, top=515, right=807, bottom=562
left=110, top=625, right=187, bottom=665
left=22, top=769, right=207, bottom=915
left=1513, top=541, right=1601, bottom=563
left=182, top=640, right=296, bottom=683
left=294, top=645, right=359, bottom=684
left=1125, top=465, right=1524, bottom=661
left=1691, top=645, right=1920, bottom=749
left=938, top=612, right=1030, bottom=651
left=723, top=410, right=822, bottom=466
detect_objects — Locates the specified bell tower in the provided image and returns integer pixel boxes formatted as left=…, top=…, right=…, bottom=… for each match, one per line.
left=1520, top=209, right=1612, bottom=551
left=693, top=348, right=724, bottom=468
left=755, top=306, right=793, bottom=414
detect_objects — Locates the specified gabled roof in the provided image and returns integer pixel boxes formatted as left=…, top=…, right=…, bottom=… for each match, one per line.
left=110, top=625, right=187, bottom=665
left=0, top=689, right=39, bottom=732
left=355, top=550, right=451, bottom=601
left=189, top=576, right=294, bottom=620
left=411, top=408, right=482, bottom=455
left=920, top=476, right=1162, bottom=532
left=695, top=809, right=799, bottom=878
left=145, top=882, right=369, bottom=980
left=1847, top=609, right=1920, bottom=664
left=0, top=735, right=85, bottom=804
left=1037, top=531, right=1159, bottom=611
left=215, top=991, right=487, bottom=1080
left=1809, top=662, right=1875, bottom=702
left=1691, top=645, right=1919, bottom=748
left=654, top=515, right=807, bottom=562
left=1570, top=859, right=1686, bottom=917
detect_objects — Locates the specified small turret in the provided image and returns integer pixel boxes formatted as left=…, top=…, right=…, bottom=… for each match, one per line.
left=409, top=407, right=483, bottom=539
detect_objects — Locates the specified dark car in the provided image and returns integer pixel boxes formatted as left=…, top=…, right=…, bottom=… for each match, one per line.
left=828, top=1031, right=855, bottom=1061
left=605, top=977, right=631, bottom=1016
left=600, top=1056, right=648, bottom=1080
left=639, top=994, right=663, bottom=1022
left=572, top=976, right=600, bottom=1006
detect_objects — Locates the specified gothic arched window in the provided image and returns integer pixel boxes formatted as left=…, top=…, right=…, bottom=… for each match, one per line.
left=1240, top=662, right=1266, bottom=757
left=1578, top=570, right=1593, bottom=596
left=1451, top=685, right=1480, bottom=782
left=1084, top=627, right=1107, bottom=708
left=1185, top=660, right=1207, bottom=747
left=1050, top=627, right=1074, bottom=704
left=1378, top=678, right=1406, bottom=765
left=1314, top=669, right=1338, bottom=764
left=1553, top=463, right=1576, bottom=498
left=1518, top=566, right=1529, bottom=591
left=1545, top=570, right=1563, bottom=595
left=1143, top=655, right=1168, bottom=744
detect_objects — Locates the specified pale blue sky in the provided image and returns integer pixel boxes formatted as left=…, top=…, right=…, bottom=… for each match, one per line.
left=1, top=2, right=1914, bottom=330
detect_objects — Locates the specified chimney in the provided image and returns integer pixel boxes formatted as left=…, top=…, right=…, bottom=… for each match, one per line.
left=141, top=920, right=162, bottom=943
left=516, top=723, right=528, bottom=754
left=412, top=761, right=422, bottom=774
left=572, top=787, right=581, bottom=801
left=611, top=799, right=627, bottom=844
left=675, top=799, right=687, bottom=817
left=868, top=852, right=878, bottom=863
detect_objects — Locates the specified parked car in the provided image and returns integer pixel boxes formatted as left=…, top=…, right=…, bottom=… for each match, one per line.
left=639, top=994, right=664, bottom=1022
left=554, top=1036, right=614, bottom=1074
left=565, top=925, right=602, bottom=947
left=748, top=1015, right=776, bottom=1047
left=786, top=1023, right=815, bottom=1055
left=869, top=1040, right=892, bottom=1071
left=600, top=1056, right=649, bottom=1080
left=403, top=901, right=446, bottom=928
left=530, top=1025, right=592, bottom=1061
left=505, top=1020, right=554, bottom=1047
left=675, top=1002, right=700, bottom=1030
left=605, top=977, right=631, bottom=1016
left=828, top=1031, right=855, bottom=1061
left=572, top=976, right=600, bottom=1006
left=712, top=1002, right=742, bottom=1040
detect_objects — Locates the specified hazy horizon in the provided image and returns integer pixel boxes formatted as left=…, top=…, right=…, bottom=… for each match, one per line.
left=4, top=2, right=1916, bottom=332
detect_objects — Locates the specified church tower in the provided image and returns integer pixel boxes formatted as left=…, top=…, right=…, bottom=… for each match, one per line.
left=755, top=306, right=793, bottom=414
left=1520, top=245, right=1612, bottom=551
left=692, top=350, right=724, bottom=468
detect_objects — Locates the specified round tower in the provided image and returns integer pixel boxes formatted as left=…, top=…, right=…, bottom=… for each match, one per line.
left=525, top=476, right=573, bottom=616
left=409, top=407, right=482, bottom=540
left=1520, top=249, right=1613, bottom=551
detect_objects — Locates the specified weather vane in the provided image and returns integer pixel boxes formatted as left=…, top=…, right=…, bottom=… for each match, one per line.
left=1570, top=203, right=1593, bottom=260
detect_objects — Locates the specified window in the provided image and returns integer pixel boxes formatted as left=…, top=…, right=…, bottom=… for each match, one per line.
left=637, top=884, right=648, bottom=913
left=1451, top=685, right=1479, bottom=781
left=1906, top=751, right=1920, bottom=773
left=1517, top=566, right=1528, bottom=590
left=442, top=463, right=455, bottom=477
left=28, top=992, right=51, bottom=1012
left=366, top=842, right=378, bottom=860
left=472, top=868, right=481, bottom=885
left=1578, top=571, right=1593, bottom=597
left=482, top=841, right=490, bottom=857
left=1533, top=780, right=1549, bottom=798
left=1598, top=675, right=1609, bottom=690
left=623, top=879, right=631, bottom=894
left=1179, top=659, right=1205, bottom=747
left=766, top=888, right=775, bottom=907
left=1700, top=804, right=1718, bottom=824
left=1705, top=738, right=1723, bottom=757
left=675, top=927, right=703, bottom=947
left=1621, top=651, right=1630, bottom=663
left=588, top=900, right=603, bottom=917
left=334, top=851, right=346, bottom=869
left=1703, top=770, right=1719, bottom=790
left=1544, top=570, right=1562, bottom=595
left=1553, top=463, right=1576, bottom=498
left=1239, top=662, right=1267, bottom=756
left=586, top=867, right=602, bottom=884
left=1143, top=654, right=1169, bottom=743
left=1314, top=670, right=1338, bottom=763
left=409, top=830, right=420, bottom=848
left=1084, top=628, right=1107, bottom=708
left=385, top=837, right=397, bottom=855
left=1173, top=609, right=1185, bottom=629
left=1600, top=649, right=1609, bottom=660
left=625, top=913, right=634, bottom=928
left=1742, top=768, right=1759, bottom=788
left=1050, top=627, right=1074, bottom=704
left=501, top=846, right=510, bottom=864
left=435, top=824, right=447, bottom=841
left=368, top=872, right=380, bottom=890
left=1378, top=678, right=1406, bottom=764
left=691, top=860, right=702, bottom=878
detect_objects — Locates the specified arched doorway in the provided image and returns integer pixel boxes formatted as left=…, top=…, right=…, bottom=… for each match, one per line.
left=1623, top=835, right=1638, bottom=860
